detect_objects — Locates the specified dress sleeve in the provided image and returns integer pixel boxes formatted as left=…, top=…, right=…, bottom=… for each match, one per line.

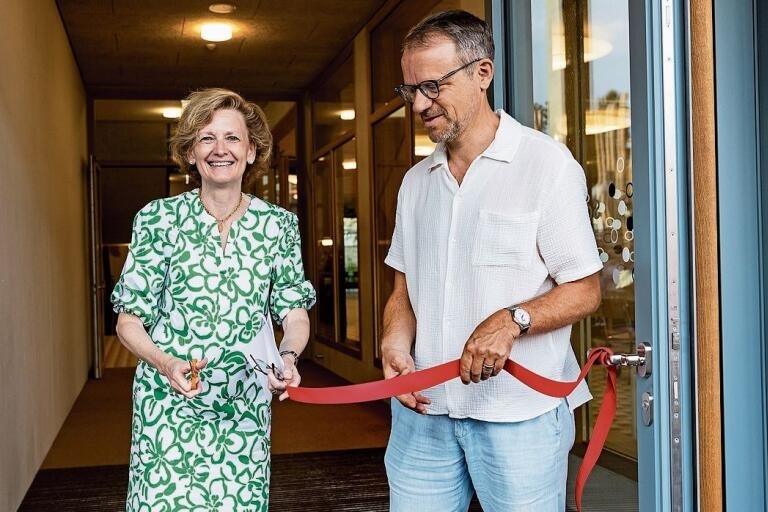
left=110, top=201, right=174, bottom=326
left=269, top=212, right=316, bottom=323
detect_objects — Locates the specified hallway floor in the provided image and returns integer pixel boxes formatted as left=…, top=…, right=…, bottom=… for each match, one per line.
left=42, top=358, right=391, bottom=469
left=33, top=342, right=637, bottom=510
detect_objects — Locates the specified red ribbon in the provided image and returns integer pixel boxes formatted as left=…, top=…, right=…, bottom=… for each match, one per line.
left=287, top=346, right=617, bottom=512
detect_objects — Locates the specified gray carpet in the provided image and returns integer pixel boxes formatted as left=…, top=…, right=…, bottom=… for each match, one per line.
left=567, top=454, right=638, bottom=511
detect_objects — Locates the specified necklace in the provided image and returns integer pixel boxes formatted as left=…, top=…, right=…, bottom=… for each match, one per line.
left=200, top=192, right=244, bottom=232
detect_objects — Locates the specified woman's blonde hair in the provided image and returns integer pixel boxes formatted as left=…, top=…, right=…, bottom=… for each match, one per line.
left=170, top=88, right=273, bottom=187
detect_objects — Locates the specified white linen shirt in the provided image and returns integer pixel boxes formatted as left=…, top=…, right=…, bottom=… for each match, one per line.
left=385, top=110, right=604, bottom=422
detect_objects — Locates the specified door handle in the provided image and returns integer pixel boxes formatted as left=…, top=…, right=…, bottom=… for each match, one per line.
left=604, top=342, right=652, bottom=377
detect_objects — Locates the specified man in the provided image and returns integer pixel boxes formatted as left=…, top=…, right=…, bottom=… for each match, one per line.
left=381, top=10, right=603, bottom=512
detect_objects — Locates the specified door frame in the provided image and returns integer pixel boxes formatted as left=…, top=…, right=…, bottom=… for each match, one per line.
left=715, top=0, right=768, bottom=509
left=87, top=155, right=105, bottom=379
left=629, top=1, right=696, bottom=509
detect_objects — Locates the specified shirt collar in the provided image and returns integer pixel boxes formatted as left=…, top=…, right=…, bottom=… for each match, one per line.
left=482, top=110, right=521, bottom=163
left=426, top=109, right=521, bottom=172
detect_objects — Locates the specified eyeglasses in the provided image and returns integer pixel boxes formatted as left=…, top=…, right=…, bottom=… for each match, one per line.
left=249, top=355, right=284, bottom=381
left=395, top=58, right=482, bottom=104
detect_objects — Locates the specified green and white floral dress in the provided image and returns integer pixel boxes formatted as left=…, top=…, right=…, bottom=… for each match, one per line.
left=111, top=190, right=315, bottom=511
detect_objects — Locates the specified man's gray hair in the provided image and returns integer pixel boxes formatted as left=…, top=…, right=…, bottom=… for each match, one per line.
left=402, top=9, right=494, bottom=66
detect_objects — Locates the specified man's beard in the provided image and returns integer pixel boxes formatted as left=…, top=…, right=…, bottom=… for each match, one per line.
left=423, top=108, right=462, bottom=145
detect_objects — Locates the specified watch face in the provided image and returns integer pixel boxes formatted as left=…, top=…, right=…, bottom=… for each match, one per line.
left=514, top=308, right=531, bottom=325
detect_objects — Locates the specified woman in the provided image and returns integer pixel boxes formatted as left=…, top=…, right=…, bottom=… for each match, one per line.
left=111, top=88, right=316, bottom=511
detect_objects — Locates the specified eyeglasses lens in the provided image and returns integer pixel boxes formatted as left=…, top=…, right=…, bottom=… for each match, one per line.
left=396, top=82, right=441, bottom=104
left=420, top=81, right=439, bottom=99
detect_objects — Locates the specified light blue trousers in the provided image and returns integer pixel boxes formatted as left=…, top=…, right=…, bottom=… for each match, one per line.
left=385, top=398, right=575, bottom=512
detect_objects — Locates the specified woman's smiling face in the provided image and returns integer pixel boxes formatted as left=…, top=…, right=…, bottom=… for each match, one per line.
left=189, top=108, right=256, bottom=187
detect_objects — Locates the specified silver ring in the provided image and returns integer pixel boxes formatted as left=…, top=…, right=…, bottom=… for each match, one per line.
left=482, top=364, right=494, bottom=373
left=271, top=389, right=282, bottom=395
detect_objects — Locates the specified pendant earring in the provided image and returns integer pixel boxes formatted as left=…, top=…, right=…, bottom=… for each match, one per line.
left=185, top=174, right=190, bottom=185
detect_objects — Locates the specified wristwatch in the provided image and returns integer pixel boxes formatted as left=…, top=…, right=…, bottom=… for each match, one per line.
left=505, top=305, right=531, bottom=335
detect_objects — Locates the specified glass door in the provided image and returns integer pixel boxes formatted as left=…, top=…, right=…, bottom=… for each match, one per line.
left=311, top=139, right=362, bottom=354
left=530, top=0, right=637, bottom=468
left=497, top=0, right=694, bottom=509
left=372, top=106, right=409, bottom=358
left=335, top=139, right=361, bottom=350
left=313, top=156, right=337, bottom=343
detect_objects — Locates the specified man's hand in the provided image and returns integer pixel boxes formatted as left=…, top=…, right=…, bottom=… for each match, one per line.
left=382, top=349, right=431, bottom=413
left=460, top=309, right=517, bottom=384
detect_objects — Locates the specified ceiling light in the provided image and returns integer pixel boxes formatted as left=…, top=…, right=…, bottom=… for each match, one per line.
left=201, top=22, right=232, bottom=42
left=339, top=109, right=355, bottom=120
left=162, top=107, right=182, bottom=119
left=209, top=3, right=237, bottom=14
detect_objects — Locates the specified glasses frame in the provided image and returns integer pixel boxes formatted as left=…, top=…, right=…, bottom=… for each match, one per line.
left=394, top=58, right=483, bottom=104
left=249, top=355, right=285, bottom=381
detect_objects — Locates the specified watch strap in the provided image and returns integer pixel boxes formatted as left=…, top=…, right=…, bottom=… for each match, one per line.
left=279, top=350, right=300, bottom=365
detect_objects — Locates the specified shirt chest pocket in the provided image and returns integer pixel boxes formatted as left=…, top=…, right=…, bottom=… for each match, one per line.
left=471, top=210, right=539, bottom=268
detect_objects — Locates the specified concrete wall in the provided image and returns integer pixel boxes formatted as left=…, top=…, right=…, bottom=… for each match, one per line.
left=0, top=1, right=89, bottom=509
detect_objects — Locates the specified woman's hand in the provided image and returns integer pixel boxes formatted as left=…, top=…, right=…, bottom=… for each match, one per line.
left=268, top=355, right=301, bottom=401
left=116, top=313, right=208, bottom=399
left=271, top=308, right=310, bottom=401
left=157, top=354, right=208, bottom=399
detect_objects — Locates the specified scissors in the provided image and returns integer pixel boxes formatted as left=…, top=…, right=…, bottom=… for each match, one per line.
left=187, top=358, right=200, bottom=390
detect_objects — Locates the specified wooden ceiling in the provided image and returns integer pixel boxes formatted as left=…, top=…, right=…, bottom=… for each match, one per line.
left=56, top=0, right=388, bottom=101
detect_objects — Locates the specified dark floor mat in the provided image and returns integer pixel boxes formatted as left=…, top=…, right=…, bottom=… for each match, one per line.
left=19, top=448, right=482, bottom=511
left=20, top=448, right=637, bottom=511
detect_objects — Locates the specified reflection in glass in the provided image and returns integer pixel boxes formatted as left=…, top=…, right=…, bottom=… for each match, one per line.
left=373, top=107, right=410, bottom=355
left=244, top=165, right=276, bottom=203
left=336, top=139, right=360, bottom=349
left=531, top=0, right=636, bottom=462
left=582, top=0, right=635, bottom=460
left=414, top=118, right=437, bottom=161
left=313, top=156, right=336, bottom=342
left=311, top=141, right=360, bottom=352
left=311, top=55, right=355, bottom=152
left=288, top=170, right=298, bottom=214
left=531, top=1, right=567, bottom=141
